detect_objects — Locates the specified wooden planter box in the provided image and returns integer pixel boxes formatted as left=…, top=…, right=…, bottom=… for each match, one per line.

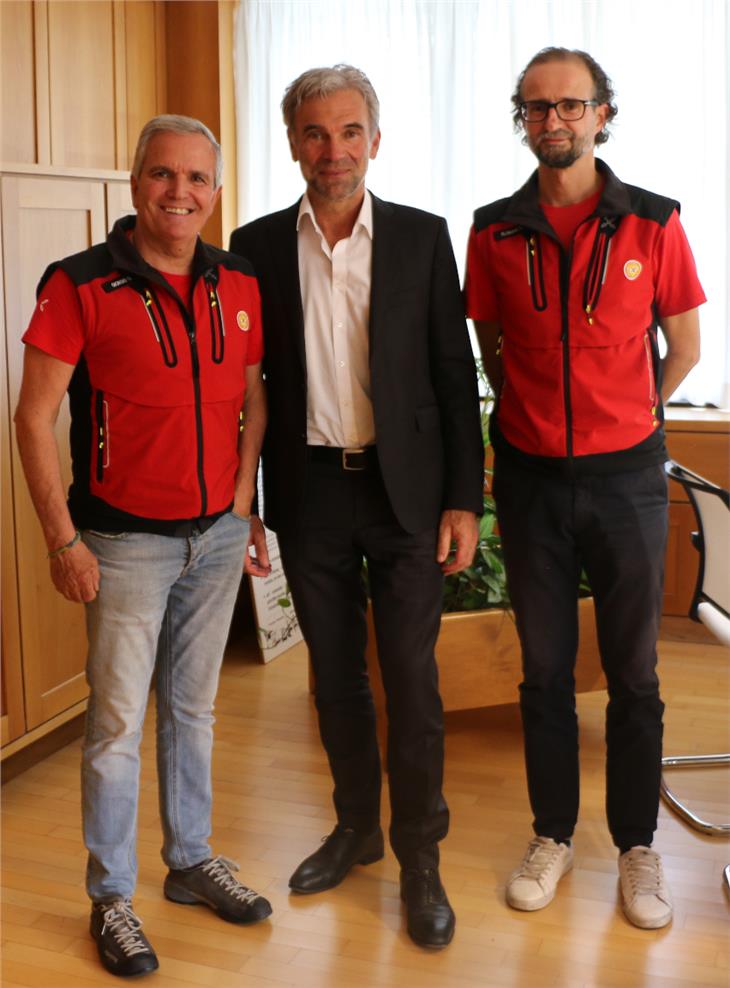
left=365, top=597, right=604, bottom=720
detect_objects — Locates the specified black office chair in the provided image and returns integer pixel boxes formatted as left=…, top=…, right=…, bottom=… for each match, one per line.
left=662, top=462, right=730, bottom=886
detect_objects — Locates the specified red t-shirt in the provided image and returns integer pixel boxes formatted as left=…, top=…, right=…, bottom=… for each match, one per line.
left=541, top=187, right=602, bottom=251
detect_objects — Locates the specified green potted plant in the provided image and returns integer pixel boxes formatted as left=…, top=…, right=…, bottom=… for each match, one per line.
left=442, top=365, right=507, bottom=613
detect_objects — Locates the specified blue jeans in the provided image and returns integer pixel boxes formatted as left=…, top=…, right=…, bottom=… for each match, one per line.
left=80, top=512, right=249, bottom=902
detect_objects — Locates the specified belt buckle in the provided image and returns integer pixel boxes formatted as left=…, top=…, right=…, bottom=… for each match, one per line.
left=342, top=447, right=366, bottom=471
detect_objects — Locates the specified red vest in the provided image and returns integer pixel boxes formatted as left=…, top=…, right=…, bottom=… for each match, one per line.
left=26, top=217, right=263, bottom=529
left=466, top=162, right=705, bottom=471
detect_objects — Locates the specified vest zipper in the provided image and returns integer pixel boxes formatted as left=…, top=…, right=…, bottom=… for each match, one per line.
left=178, top=287, right=208, bottom=517
left=560, top=216, right=620, bottom=464
left=95, top=390, right=107, bottom=482
left=559, top=249, right=574, bottom=465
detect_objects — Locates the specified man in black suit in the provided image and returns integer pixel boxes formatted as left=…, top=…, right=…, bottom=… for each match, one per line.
left=230, top=65, right=483, bottom=948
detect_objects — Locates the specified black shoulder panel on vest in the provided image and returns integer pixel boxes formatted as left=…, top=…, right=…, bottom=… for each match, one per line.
left=55, top=243, right=115, bottom=288
left=623, top=185, right=680, bottom=226
left=36, top=245, right=111, bottom=297
left=473, top=198, right=512, bottom=233
left=208, top=245, right=257, bottom=278
left=36, top=261, right=62, bottom=299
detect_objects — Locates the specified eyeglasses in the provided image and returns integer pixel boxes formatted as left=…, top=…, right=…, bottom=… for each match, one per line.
left=519, top=99, right=599, bottom=122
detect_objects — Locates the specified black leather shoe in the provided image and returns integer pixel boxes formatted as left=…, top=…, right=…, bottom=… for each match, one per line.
left=289, top=825, right=384, bottom=893
left=400, top=868, right=455, bottom=948
left=90, top=900, right=159, bottom=978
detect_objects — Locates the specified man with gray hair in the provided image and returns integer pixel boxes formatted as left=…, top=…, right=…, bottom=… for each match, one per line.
left=15, top=114, right=273, bottom=978
left=230, top=66, right=484, bottom=948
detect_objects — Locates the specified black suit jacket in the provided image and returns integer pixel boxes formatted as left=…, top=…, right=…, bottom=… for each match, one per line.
left=229, top=194, right=484, bottom=535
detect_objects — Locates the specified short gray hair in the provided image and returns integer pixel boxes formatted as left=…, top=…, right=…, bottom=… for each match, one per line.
left=131, top=114, right=223, bottom=188
left=281, top=64, right=380, bottom=137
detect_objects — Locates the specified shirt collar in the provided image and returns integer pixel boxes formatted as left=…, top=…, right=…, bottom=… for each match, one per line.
left=297, top=189, right=373, bottom=240
left=502, top=158, right=633, bottom=232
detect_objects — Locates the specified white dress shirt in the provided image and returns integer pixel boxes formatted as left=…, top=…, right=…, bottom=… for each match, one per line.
left=297, top=190, right=376, bottom=448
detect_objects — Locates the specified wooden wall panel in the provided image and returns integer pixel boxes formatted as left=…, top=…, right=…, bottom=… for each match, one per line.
left=2, top=175, right=106, bottom=730
left=106, top=180, right=135, bottom=231
left=664, top=501, right=700, bottom=617
left=663, top=414, right=730, bottom=617
left=122, top=0, right=166, bottom=169
left=47, top=1, right=117, bottom=169
left=33, top=1, right=52, bottom=165
left=217, top=0, right=237, bottom=245
left=163, top=1, right=223, bottom=246
left=665, top=430, right=730, bottom=502
left=0, top=1, right=37, bottom=163
left=1, top=215, right=26, bottom=746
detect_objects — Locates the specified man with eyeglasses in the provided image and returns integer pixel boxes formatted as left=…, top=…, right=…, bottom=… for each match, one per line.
left=465, top=48, right=705, bottom=929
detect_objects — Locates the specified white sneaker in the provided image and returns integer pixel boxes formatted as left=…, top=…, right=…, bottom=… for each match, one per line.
left=506, top=837, right=574, bottom=911
left=618, top=846, right=672, bottom=929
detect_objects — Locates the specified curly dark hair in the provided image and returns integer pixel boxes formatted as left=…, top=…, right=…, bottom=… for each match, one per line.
left=511, top=47, right=618, bottom=145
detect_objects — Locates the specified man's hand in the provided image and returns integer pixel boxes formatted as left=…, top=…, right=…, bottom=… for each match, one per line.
left=244, top=515, right=272, bottom=578
left=50, top=541, right=100, bottom=602
left=436, top=509, right=479, bottom=575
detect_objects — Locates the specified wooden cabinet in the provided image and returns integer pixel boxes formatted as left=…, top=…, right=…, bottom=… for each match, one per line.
left=1, top=169, right=133, bottom=753
left=663, top=409, right=730, bottom=617
left=0, top=0, right=166, bottom=171
left=1, top=0, right=234, bottom=762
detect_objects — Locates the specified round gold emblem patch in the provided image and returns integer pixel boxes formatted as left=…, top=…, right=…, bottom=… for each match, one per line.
left=237, top=310, right=250, bottom=331
left=623, top=259, right=642, bottom=281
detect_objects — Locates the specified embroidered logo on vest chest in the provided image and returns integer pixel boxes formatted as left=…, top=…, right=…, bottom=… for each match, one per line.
left=623, top=259, right=642, bottom=281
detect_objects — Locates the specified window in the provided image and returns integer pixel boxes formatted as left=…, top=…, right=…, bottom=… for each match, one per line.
left=235, top=0, right=728, bottom=406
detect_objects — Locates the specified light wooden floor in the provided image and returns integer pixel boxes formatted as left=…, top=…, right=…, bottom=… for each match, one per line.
left=2, top=628, right=729, bottom=988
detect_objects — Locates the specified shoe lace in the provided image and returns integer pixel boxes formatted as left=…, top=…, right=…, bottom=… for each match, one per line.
left=100, top=900, right=151, bottom=958
left=622, top=849, right=663, bottom=895
left=517, top=838, right=563, bottom=880
left=201, top=855, right=260, bottom=904
left=402, top=868, right=443, bottom=903
left=419, top=868, right=442, bottom=902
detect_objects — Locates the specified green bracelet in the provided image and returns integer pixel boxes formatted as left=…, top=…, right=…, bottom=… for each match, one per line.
left=48, top=530, right=81, bottom=558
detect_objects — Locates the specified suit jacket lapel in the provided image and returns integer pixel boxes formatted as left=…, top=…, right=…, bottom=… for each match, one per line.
left=369, top=194, right=398, bottom=359
left=271, top=201, right=306, bottom=377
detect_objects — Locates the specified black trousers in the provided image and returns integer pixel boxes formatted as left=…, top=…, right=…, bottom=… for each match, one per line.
left=493, top=457, right=668, bottom=850
left=277, top=455, right=448, bottom=870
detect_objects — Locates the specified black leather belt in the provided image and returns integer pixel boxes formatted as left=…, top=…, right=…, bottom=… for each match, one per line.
left=307, top=445, right=377, bottom=471
left=169, top=512, right=224, bottom=537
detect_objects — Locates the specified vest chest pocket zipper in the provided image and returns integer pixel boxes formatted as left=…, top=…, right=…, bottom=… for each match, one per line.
left=207, top=280, right=225, bottom=364
left=524, top=233, right=548, bottom=311
left=137, top=288, right=179, bottom=367
left=643, top=333, right=659, bottom=427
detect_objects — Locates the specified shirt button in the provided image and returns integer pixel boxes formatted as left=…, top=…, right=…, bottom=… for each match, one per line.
left=339, top=360, right=345, bottom=368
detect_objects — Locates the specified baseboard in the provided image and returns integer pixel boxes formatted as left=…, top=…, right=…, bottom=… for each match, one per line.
left=659, top=615, right=717, bottom=644
left=1, top=713, right=85, bottom=783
